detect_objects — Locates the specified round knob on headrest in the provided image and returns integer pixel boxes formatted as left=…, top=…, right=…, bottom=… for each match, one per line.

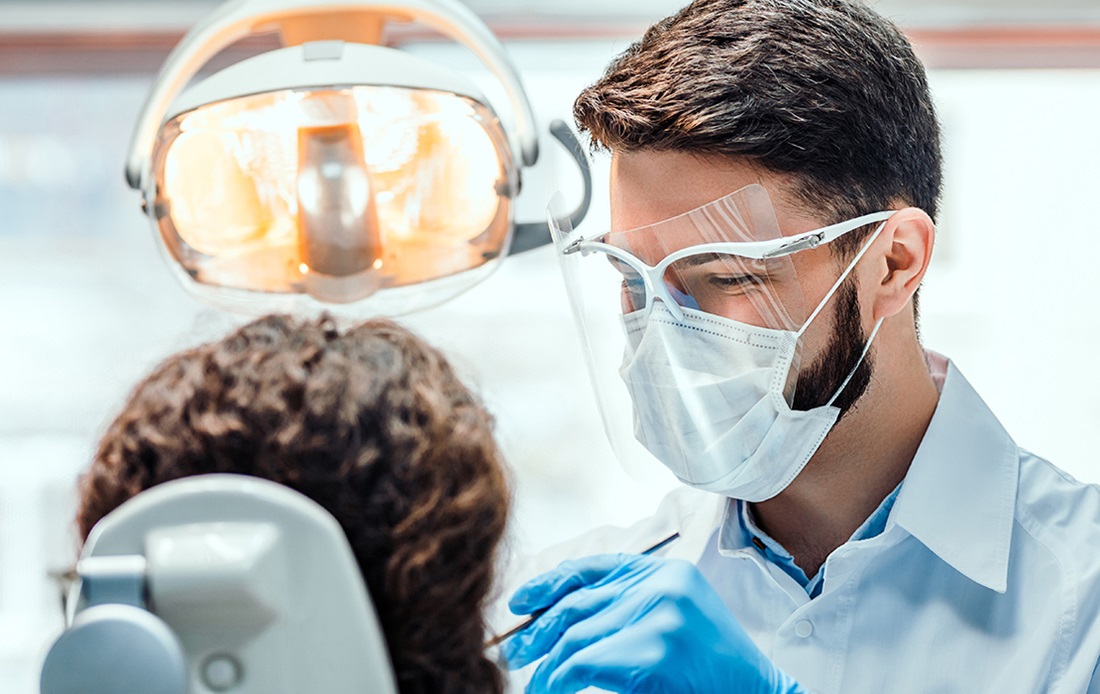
left=41, top=604, right=188, bottom=694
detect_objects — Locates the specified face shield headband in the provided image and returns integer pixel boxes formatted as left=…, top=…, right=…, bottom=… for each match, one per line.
left=549, top=185, right=894, bottom=500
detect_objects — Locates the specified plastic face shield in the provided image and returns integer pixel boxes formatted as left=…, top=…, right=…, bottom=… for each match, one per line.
left=548, top=185, right=887, bottom=479
left=152, top=85, right=515, bottom=311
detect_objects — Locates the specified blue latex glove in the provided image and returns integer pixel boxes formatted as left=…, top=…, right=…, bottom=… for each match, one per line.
left=502, top=553, right=808, bottom=694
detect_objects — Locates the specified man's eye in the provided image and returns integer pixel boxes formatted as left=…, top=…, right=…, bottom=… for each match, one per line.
left=708, top=274, right=764, bottom=290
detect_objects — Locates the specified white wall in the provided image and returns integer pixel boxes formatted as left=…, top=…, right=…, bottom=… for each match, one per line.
left=1, top=40, right=1099, bottom=692
left=920, top=69, right=1100, bottom=476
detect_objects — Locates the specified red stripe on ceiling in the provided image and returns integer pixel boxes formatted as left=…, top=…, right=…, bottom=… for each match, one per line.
left=1, top=22, right=1099, bottom=75
left=908, top=25, right=1100, bottom=68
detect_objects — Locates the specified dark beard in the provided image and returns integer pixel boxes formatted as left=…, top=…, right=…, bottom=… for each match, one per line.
left=790, top=277, right=873, bottom=418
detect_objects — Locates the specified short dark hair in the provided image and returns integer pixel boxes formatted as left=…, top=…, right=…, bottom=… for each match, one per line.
left=574, top=0, right=943, bottom=260
left=78, top=315, right=509, bottom=694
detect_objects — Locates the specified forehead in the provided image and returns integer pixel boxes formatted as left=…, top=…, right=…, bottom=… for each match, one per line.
left=609, top=150, right=821, bottom=237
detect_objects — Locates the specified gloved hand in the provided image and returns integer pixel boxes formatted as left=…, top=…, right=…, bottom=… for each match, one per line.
left=502, top=553, right=808, bottom=694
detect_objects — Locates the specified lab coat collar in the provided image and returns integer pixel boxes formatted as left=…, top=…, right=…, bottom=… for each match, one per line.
left=889, top=352, right=1018, bottom=594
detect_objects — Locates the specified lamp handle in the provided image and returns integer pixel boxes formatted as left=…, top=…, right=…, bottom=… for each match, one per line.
left=124, top=0, right=539, bottom=191
left=509, top=120, right=592, bottom=255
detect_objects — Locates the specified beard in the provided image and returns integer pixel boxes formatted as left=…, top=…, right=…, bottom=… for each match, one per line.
left=790, top=277, right=873, bottom=419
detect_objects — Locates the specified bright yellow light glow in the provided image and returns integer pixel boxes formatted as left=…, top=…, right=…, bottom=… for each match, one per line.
left=163, top=130, right=273, bottom=255
left=370, top=109, right=501, bottom=241
left=156, top=85, right=511, bottom=296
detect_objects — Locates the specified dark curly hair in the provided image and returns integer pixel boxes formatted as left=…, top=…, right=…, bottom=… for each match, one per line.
left=77, top=314, right=509, bottom=694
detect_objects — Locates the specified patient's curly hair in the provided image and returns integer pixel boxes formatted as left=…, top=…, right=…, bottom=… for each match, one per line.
left=77, top=315, right=509, bottom=694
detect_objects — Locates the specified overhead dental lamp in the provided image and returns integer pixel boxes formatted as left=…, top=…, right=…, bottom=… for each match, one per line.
left=40, top=475, right=398, bottom=694
left=126, top=0, right=591, bottom=314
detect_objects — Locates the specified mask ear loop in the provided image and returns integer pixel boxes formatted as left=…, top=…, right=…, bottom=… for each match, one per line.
left=794, top=218, right=889, bottom=339
left=826, top=316, right=884, bottom=408
left=788, top=217, right=891, bottom=409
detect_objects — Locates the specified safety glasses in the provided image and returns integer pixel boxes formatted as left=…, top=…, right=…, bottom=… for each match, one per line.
left=562, top=208, right=895, bottom=323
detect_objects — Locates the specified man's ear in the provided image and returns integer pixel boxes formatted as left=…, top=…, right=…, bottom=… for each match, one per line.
left=869, top=207, right=935, bottom=320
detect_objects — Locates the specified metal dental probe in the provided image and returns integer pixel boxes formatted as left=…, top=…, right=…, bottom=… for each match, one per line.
left=484, top=531, right=681, bottom=650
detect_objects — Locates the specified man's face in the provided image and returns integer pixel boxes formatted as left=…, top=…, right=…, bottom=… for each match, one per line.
left=609, top=150, right=875, bottom=413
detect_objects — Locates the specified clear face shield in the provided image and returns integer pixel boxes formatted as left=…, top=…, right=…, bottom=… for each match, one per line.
left=549, top=185, right=892, bottom=494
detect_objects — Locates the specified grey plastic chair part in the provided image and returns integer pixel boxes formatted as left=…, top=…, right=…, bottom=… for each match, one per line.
left=77, top=555, right=147, bottom=610
left=56, top=474, right=400, bottom=694
left=40, top=604, right=188, bottom=694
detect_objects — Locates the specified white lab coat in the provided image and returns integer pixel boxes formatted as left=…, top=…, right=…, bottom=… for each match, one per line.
left=496, top=353, right=1100, bottom=692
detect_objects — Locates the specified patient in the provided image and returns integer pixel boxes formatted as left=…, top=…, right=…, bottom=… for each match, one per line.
left=75, top=315, right=509, bottom=694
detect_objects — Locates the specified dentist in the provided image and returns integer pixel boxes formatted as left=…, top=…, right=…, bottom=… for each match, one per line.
left=502, top=0, right=1100, bottom=692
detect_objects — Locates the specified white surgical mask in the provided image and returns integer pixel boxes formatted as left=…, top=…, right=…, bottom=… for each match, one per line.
left=618, top=238, right=884, bottom=502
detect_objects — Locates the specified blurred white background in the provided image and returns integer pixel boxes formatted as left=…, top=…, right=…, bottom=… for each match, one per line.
left=3, top=0, right=1100, bottom=691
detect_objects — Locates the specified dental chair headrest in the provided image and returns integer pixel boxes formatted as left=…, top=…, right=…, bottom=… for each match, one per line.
left=40, top=474, right=399, bottom=694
